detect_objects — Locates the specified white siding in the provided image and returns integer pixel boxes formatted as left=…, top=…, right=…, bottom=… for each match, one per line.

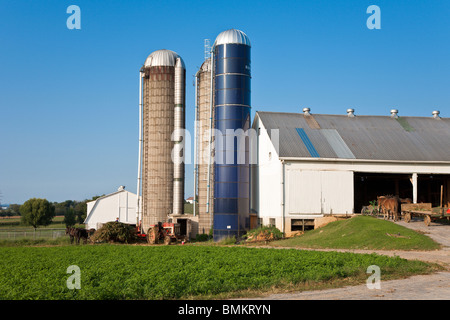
left=285, top=169, right=354, bottom=215
left=251, top=118, right=282, bottom=222
left=84, top=190, right=137, bottom=230
left=287, top=170, right=321, bottom=214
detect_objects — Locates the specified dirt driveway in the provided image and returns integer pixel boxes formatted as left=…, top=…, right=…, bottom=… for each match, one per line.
left=253, top=218, right=450, bottom=300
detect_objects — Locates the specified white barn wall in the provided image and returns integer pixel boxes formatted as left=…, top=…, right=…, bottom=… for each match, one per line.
left=285, top=168, right=354, bottom=215
left=251, top=118, right=282, bottom=226
left=85, top=190, right=137, bottom=230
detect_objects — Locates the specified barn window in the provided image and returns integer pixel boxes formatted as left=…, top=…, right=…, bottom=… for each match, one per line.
left=291, top=219, right=314, bottom=232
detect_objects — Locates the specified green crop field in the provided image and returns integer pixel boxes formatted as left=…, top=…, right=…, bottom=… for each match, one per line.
left=0, top=245, right=434, bottom=300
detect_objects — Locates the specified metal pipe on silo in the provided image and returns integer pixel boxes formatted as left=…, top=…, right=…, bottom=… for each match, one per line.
left=206, top=51, right=214, bottom=216
left=193, top=73, right=199, bottom=217
left=136, top=70, right=144, bottom=230
left=207, top=50, right=215, bottom=232
left=173, top=57, right=185, bottom=216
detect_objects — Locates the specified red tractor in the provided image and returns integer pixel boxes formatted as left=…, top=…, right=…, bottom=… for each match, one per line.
left=146, top=222, right=184, bottom=245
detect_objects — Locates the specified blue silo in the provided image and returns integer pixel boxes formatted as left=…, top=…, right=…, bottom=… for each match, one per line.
left=212, top=29, right=251, bottom=240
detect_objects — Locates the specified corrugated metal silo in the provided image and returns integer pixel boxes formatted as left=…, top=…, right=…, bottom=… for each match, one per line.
left=140, top=49, right=185, bottom=233
left=212, top=29, right=251, bottom=240
left=195, top=58, right=214, bottom=234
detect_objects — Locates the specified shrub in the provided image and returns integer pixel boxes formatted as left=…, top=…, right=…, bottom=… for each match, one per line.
left=244, top=225, right=284, bottom=242
left=195, top=233, right=210, bottom=242
left=90, top=222, right=136, bottom=243
left=218, top=236, right=237, bottom=245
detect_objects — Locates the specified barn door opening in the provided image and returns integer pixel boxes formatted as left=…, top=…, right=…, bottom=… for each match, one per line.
left=417, top=174, right=450, bottom=207
left=353, top=173, right=412, bottom=214
left=354, top=172, right=450, bottom=213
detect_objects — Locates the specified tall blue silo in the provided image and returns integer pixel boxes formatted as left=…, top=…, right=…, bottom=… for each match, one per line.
left=212, top=29, right=251, bottom=240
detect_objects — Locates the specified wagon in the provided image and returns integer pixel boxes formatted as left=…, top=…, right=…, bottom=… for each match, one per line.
left=401, top=203, right=450, bottom=226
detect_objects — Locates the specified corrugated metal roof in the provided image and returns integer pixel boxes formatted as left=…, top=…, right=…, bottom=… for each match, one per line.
left=255, top=111, right=450, bottom=162
left=214, top=29, right=251, bottom=47
left=321, top=129, right=356, bottom=159
left=296, top=128, right=320, bottom=157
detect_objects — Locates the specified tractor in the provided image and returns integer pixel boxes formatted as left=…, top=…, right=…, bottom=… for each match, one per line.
left=146, top=222, right=183, bottom=245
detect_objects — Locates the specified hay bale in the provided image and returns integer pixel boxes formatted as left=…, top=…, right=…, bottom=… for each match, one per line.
left=90, top=221, right=137, bottom=243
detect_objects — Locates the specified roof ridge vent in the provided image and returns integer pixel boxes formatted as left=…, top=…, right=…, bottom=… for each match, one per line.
left=302, top=107, right=311, bottom=115
left=432, top=110, right=441, bottom=119
left=390, top=109, right=399, bottom=119
left=347, top=108, right=355, bottom=117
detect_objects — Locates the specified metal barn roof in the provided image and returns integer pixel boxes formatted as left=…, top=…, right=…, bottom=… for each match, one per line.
left=255, top=111, right=450, bottom=162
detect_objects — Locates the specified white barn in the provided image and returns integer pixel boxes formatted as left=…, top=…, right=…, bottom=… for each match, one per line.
left=251, top=109, right=450, bottom=235
left=84, top=186, right=138, bottom=230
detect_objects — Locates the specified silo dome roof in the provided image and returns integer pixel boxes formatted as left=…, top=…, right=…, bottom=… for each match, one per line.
left=200, top=57, right=211, bottom=72
left=144, top=49, right=185, bottom=68
left=214, top=29, right=251, bottom=47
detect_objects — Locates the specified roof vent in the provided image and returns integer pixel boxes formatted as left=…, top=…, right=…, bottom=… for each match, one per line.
left=390, top=109, right=399, bottom=119
left=347, top=108, right=355, bottom=117
left=118, top=186, right=125, bottom=191
left=432, top=110, right=441, bottom=119
left=303, top=107, right=311, bottom=115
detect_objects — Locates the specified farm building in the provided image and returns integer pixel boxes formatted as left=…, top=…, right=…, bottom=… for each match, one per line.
left=251, top=108, right=450, bottom=235
left=84, top=186, right=137, bottom=230
left=185, top=197, right=194, bottom=204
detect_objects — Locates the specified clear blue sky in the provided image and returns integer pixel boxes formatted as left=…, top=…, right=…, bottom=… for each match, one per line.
left=0, top=0, right=449, bottom=204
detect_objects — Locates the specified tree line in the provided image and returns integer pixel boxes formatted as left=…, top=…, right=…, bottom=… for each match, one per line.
left=0, top=196, right=103, bottom=229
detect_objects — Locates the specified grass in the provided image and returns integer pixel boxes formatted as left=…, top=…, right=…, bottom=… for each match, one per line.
left=0, top=245, right=436, bottom=300
left=0, top=237, right=71, bottom=247
left=269, top=216, right=441, bottom=251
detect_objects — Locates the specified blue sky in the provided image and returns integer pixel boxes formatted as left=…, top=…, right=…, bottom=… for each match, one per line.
left=0, top=0, right=449, bottom=204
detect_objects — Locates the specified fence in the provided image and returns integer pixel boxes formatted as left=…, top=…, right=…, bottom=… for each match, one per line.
left=0, top=228, right=66, bottom=240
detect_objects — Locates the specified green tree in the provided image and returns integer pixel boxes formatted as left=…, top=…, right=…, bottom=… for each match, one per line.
left=74, top=201, right=87, bottom=224
left=20, top=198, right=55, bottom=229
left=53, top=200, right=75, bottom=216
left=9, top=204, right=21, bottom=215
left=63, top=208, right=76, bottom=227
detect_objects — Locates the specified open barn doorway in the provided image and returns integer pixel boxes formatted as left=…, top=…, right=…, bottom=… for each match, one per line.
left=354, top=172, right=450, bottom=213
left=417, top=174, right=450, bottom=207
left=353, top=173, right=412, bottom=214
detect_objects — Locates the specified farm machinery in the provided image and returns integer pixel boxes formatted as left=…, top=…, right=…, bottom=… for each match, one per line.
left=140, top=222, right=186, bottom=245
